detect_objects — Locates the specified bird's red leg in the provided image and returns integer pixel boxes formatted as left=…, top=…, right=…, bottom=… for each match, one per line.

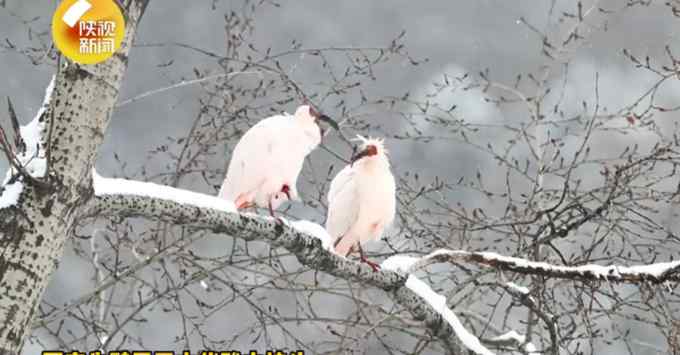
left=268, top=199, right=275, bottom=217
left=237, top=201, right=253, bottom=210
left=235, top=181, right=266, bottom=210
left=268, top=197, right=285, bottom=225
left=267, top=184, right=291, bottom=225
left=234, top=193, right=252, bottom=210
left=357, top=244, right=380, bottom=272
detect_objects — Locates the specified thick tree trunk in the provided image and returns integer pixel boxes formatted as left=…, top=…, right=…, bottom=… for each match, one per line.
left=0, top=1, right=148, bottom=353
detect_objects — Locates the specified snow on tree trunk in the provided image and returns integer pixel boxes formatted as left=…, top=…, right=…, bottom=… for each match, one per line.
left=0, top=1, right=148, bottom=353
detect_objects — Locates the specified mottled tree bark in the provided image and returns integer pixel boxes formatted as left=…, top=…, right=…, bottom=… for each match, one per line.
left=8, top=2, right=674, bottom=354
left=0, top=2, right=461, bottom=352
left=0, top=1, right=149, bottom=353
left=87, top=192, right=463, bottom=353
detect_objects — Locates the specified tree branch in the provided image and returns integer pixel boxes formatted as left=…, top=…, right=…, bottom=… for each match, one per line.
left=85, top=172, right=680, bottom=353
left=407, top=249, right=680, bottom=284
left=85, top=173, right=465, bottom=353
left=5, top=97, right=25, bottom=153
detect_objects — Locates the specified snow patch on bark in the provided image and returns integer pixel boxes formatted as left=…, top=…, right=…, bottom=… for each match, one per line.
left=382, top=258, right=495, bottom=355
left=404, top=275, right=495, bottom=355
left=0, top=76, right=54, bottom=209
left=92, top=169, right=237, bottom=213
left=290, top=220, right=332, bottom=250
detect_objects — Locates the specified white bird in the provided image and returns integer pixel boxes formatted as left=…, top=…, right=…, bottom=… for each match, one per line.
left=219, top=105, right=337, bottom=217
left=326, top=136, right=396, bottom=271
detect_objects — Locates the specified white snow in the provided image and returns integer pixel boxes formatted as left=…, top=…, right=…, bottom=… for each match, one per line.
left=404, top=275, right=495, bottom=355
left=381, top=259, right=493, bottom=354
left=383, top=248, right=678, bottom=285
left=381, top=254, right=420, bottom=274
left=0, top=76, right=54, bottom=209
left=18, top=115, right=48, bottom=179
left=665, top=281, right=674, bottom=293
left=618, top=261, right=680, bottom=277
left=92, top=170, right=342, bottom=252
left=92, top=169, right=237, bottom=213
left=22, top=76, right=54, bottom=152
left=480, top=251, right=619, bottom=278
left=381, top=249, right=456, bottom=273
left=491, top=330, right=525, bottom=343
left=290, top=220, right=332, bottom=250
left=477, top=251, right=680, bottom=280
left=506, top=282, right=530, bottom=295
left=16, top=75, right=54, bottom=179
left=491, top=331, right=540, bottom=355
left=524, top=342, right=540, bottom=355
left=0, top=181, right=24, bottom=209
left=428, top=248, right=456, bottom=257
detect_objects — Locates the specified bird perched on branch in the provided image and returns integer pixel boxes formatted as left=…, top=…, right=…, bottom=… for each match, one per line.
left=326, top=136, right=396, bottom=271
left=219, top=105, right=338, bottom=218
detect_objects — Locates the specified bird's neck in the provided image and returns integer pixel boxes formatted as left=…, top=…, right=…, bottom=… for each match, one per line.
left=357, top=157, right=390, bottom=172
left=293, top=122, right=321, bottom=151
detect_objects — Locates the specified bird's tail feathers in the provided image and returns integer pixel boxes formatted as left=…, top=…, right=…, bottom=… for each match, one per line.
left=218, top=181, right=231, bottom=200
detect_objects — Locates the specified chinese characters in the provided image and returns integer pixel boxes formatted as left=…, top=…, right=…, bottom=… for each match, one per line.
left=78, top=20, right=117, bottom=55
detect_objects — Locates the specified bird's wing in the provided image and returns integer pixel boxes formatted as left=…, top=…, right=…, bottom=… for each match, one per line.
left=377, top=170, right=397, bottom=241
left=326, top=165, right=360, bottom=241
left=221, top=115, right=292, bottom=202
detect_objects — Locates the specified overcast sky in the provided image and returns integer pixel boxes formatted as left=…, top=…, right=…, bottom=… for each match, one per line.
left=1, top=0, right=679, bottom=353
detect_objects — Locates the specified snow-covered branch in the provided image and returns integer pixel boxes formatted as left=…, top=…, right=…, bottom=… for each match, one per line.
left=87, top=172, right=463, bottom=353
left=381, top=256, right=495, bottom=355
left=87, top=172, right=680, bottom=354
left=405, top=249, right=680, bottom=284
left=502, top=281, right=557, bottom=355
left=387, top=248, right=680, bottom=355
left=484, top=331, right=540, bottom=355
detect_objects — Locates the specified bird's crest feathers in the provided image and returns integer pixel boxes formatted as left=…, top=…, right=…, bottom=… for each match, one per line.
left=353, top=135, right=388, bottom=156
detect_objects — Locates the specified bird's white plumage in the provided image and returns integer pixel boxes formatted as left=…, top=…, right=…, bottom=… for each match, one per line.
left=325, top=165, right=359, bottom=243
left=326, top=137, right=396, bottom=256
left=219, top=106, right=322, bottom=211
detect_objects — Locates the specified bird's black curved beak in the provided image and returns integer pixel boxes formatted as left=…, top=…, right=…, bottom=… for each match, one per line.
left=317, top=114, right=339, bottom=131
left=350, top=147, right=371, bottom=166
